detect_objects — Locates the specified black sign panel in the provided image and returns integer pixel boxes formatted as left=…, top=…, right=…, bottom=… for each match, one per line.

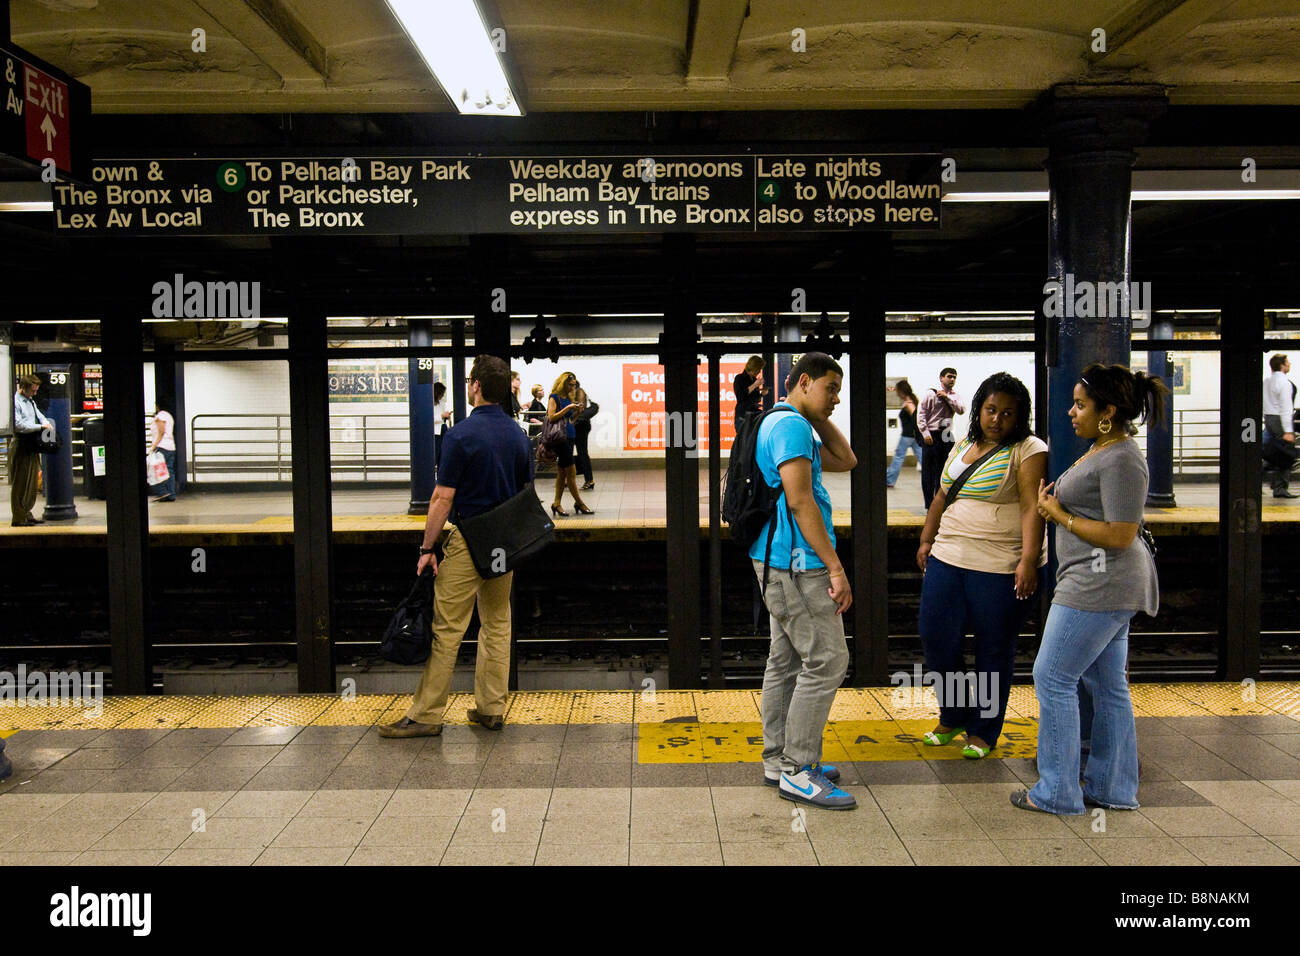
left=1, top=41, right=91, bottom=179
left=52, top=152, right=941, bottom=236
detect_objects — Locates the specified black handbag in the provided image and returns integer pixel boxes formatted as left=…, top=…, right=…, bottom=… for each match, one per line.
left=18, top=428, right=62, bottom=455
left=1263, top=434, right=1298, bottom=470
left=455, top=482, right=556, bottom=579
left=379, top=569, right=435, bottom=665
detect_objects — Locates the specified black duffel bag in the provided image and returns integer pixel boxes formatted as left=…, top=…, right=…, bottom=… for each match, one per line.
left=379, top=569, right=435, bottom=665
left=1263, top=434, right=1298, bottom=471
left=19, top=427, right=62, bottom=455
left=455, top=482, right=556, bottom=579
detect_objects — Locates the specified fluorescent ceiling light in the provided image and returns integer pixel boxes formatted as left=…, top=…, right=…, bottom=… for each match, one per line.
left=943, top=171, right=1300, bottom=202
left=0, top=200, right=53, bottom=212
left=386, top=0, right=522, bottom=116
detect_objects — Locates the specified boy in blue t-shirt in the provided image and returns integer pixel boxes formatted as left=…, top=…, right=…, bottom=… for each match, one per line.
left=751, top=352, right=858, bottom=810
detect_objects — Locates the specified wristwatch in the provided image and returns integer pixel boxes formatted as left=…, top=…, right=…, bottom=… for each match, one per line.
left=418, top=546, right=436, bottom=555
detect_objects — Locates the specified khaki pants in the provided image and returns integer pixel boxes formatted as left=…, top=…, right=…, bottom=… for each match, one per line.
left=407, top=527, right=514, bottom=725
left=8, top=440, right=40, bottom=526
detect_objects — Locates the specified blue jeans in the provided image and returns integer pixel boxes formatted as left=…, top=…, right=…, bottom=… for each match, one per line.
left=886, top=435, right=923, bottom=486
left=1029, top=604, right=1140, bottom=814
left=918, top=556, right=1041, bottom=747
left=154, top=448, right=176, bottom=499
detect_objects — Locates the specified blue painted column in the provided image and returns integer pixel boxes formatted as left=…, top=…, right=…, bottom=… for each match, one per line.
left=407, top=319, right=436, bottom=515
left=1146, top=315, right=1176, bottom=507
left=776, top=313, right=800, bottom=401
left=1040, top=89, right=1166, bottom=484
left=36, top=363, right=78, bottom=520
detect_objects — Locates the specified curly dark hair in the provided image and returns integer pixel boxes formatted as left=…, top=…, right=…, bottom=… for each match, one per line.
left=967, top=372, right=1033, bottom=445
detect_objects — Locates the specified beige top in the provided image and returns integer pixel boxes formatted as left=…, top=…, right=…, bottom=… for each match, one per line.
left=930, top=435, right=1048, bottom=574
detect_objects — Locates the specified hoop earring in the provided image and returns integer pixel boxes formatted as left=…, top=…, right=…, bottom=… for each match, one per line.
left=1098, top=418, right=1113, bottom=436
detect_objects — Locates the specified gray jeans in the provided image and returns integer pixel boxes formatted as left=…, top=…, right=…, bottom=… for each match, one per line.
left=753, top=559, right=849, bottom=773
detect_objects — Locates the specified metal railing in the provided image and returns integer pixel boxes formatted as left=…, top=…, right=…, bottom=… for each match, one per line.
left=190, top=413, right=410, bottom=480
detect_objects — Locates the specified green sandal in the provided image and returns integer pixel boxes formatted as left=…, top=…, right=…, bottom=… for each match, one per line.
left=961, top=743, right=992, bottom=759
left=922, top=726, right=965, bottom=747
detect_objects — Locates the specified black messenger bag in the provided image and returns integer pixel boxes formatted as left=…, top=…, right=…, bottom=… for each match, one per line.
left=455, top=482, right=556, bottom=579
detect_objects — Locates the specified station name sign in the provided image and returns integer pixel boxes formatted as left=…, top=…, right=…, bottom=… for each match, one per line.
left=51, top=152, right=941, bottom=236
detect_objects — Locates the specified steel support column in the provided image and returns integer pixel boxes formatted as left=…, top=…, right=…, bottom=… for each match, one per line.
left=407, top=319, right=436, bottom=514
left=102, top=313, right=151, bottom=694
left=1039, top=89, right=1166, bottom=482
left=663, top=235, right=701, bottom=688
left=849, top=239, right=890, bottom=685
left=707, top=352, right=724, bottom=688
left=289, top=311, right=336, bottom=693
left=1219, top=291, right=1263, bottom=680
left=1146, top=315, right=1176, bottom=507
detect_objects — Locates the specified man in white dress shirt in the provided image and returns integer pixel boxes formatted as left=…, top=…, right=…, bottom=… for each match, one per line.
left=1264, top=354, right=1297, bottom=498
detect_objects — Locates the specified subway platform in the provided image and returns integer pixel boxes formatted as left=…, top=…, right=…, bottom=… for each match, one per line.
left=3, top=465, right=1296, bottom=542
left=2, top=683, right=1298, bottom=867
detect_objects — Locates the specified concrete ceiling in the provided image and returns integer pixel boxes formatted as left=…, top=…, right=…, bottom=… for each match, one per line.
left=9, top=0, right=1300, bottom=114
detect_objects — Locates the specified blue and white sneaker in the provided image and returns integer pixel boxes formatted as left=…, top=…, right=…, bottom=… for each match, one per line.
left=765, top=762, right=840, bottom=787
left=778, top=765, right=857, bottom=810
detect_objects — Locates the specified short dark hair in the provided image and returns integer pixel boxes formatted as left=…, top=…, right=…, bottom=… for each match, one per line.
left=788, top=352, right=843, bottom=388
left=18, top=373, right=40, bottom=389
left=1079, top=363, right=1171, bottom=433
left=968, top=372, right=1033, bottom=445
left=470, top=354, right=511, bottom=404
left=1270, top=353, right=1288, bottom=372
left=940, top=367, right=957, bottom=378
left=433, top=381, right=446, bottom=400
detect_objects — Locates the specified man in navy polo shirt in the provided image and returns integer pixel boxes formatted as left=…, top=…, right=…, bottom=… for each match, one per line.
left=381, top=354, right=532, bottom=738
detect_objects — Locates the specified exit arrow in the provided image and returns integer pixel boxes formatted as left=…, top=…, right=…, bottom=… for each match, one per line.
left=40, top=113, right=56, bottom=149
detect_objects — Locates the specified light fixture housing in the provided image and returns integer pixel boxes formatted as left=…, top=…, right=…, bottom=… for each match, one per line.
left=385, top=0, right=523, bottom=116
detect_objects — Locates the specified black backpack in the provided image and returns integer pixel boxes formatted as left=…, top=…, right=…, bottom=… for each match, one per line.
left=379, top=569, right=435, bottom=665
left=722, top=407, right=796, bottom=593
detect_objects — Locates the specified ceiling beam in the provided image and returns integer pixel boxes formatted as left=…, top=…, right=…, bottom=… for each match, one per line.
left=686, top=0, right=748, bottom=89
left=192, top=0, right=328, bottom=88
left=1089, top=0, right=1241, bottom=66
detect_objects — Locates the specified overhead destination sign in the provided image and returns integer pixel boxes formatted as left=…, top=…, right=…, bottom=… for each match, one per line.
left=51, top=152, right=941, bottom=236
left=1, top=40, right=91, bottom=179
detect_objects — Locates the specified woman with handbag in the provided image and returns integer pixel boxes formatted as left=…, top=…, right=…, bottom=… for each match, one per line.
left=546, top=371, right=593, bottom=516
left=915, top=372, right=1047, bottom=758
left=573, top=381, right=599, bottom=490
left=9, top=374, right=52, bottom=527
left=1012, top=363, right=1168, bottom=815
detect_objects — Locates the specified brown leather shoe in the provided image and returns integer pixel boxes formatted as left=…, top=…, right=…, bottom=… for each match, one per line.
left=467, top=709, right=504, bottom=731
left=378, top=717, right=442, bottom=738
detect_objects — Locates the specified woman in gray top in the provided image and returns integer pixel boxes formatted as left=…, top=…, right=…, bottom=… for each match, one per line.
left=1011, top=363, right=1169, bottom=816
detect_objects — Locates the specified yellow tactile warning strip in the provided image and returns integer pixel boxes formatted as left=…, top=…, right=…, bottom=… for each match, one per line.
left=2, top=683, right=1297, bottom=767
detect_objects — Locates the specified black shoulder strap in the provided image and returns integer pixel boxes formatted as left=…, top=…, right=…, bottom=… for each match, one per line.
left=941, top=442, right=1008, bottom=512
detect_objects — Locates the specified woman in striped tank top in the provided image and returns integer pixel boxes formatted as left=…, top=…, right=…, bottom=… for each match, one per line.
left=915, top=373, right=1049, bottom=758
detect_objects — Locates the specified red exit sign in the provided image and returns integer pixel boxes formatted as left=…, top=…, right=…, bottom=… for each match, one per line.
left=2, top=40, right=89, bottom=178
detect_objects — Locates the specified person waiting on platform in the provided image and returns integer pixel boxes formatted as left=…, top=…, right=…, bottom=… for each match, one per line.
left=525, top=383, right=546, bottom=441
left=733, top=355, right=765, bottom=425
left=1012, top=363, right=1167, bottom=815
left=573, top=379, right=599, bottom=490
left=147, top=403, right=178, bottom=503
left=885, top=378, right=922, bottom=488
left=509, top=370, right=523, bottom=420
left=915, top=372, right=1047, bottom=759
left=751, top=352, right=858, bottom=810
left=1263, top=353, right=1297, bottom=498
left=547, top=371, right=593, bottom=516
left=9, top=373, right=51, bottom=526
left=918, top=367, right=965, bottom=509
left=381, top=355, right=533, bottom=738
left=433, top=381, right=451, bottom=471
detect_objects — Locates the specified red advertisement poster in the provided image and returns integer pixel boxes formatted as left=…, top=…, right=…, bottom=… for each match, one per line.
left=623, top=362, right=745, bottom=451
